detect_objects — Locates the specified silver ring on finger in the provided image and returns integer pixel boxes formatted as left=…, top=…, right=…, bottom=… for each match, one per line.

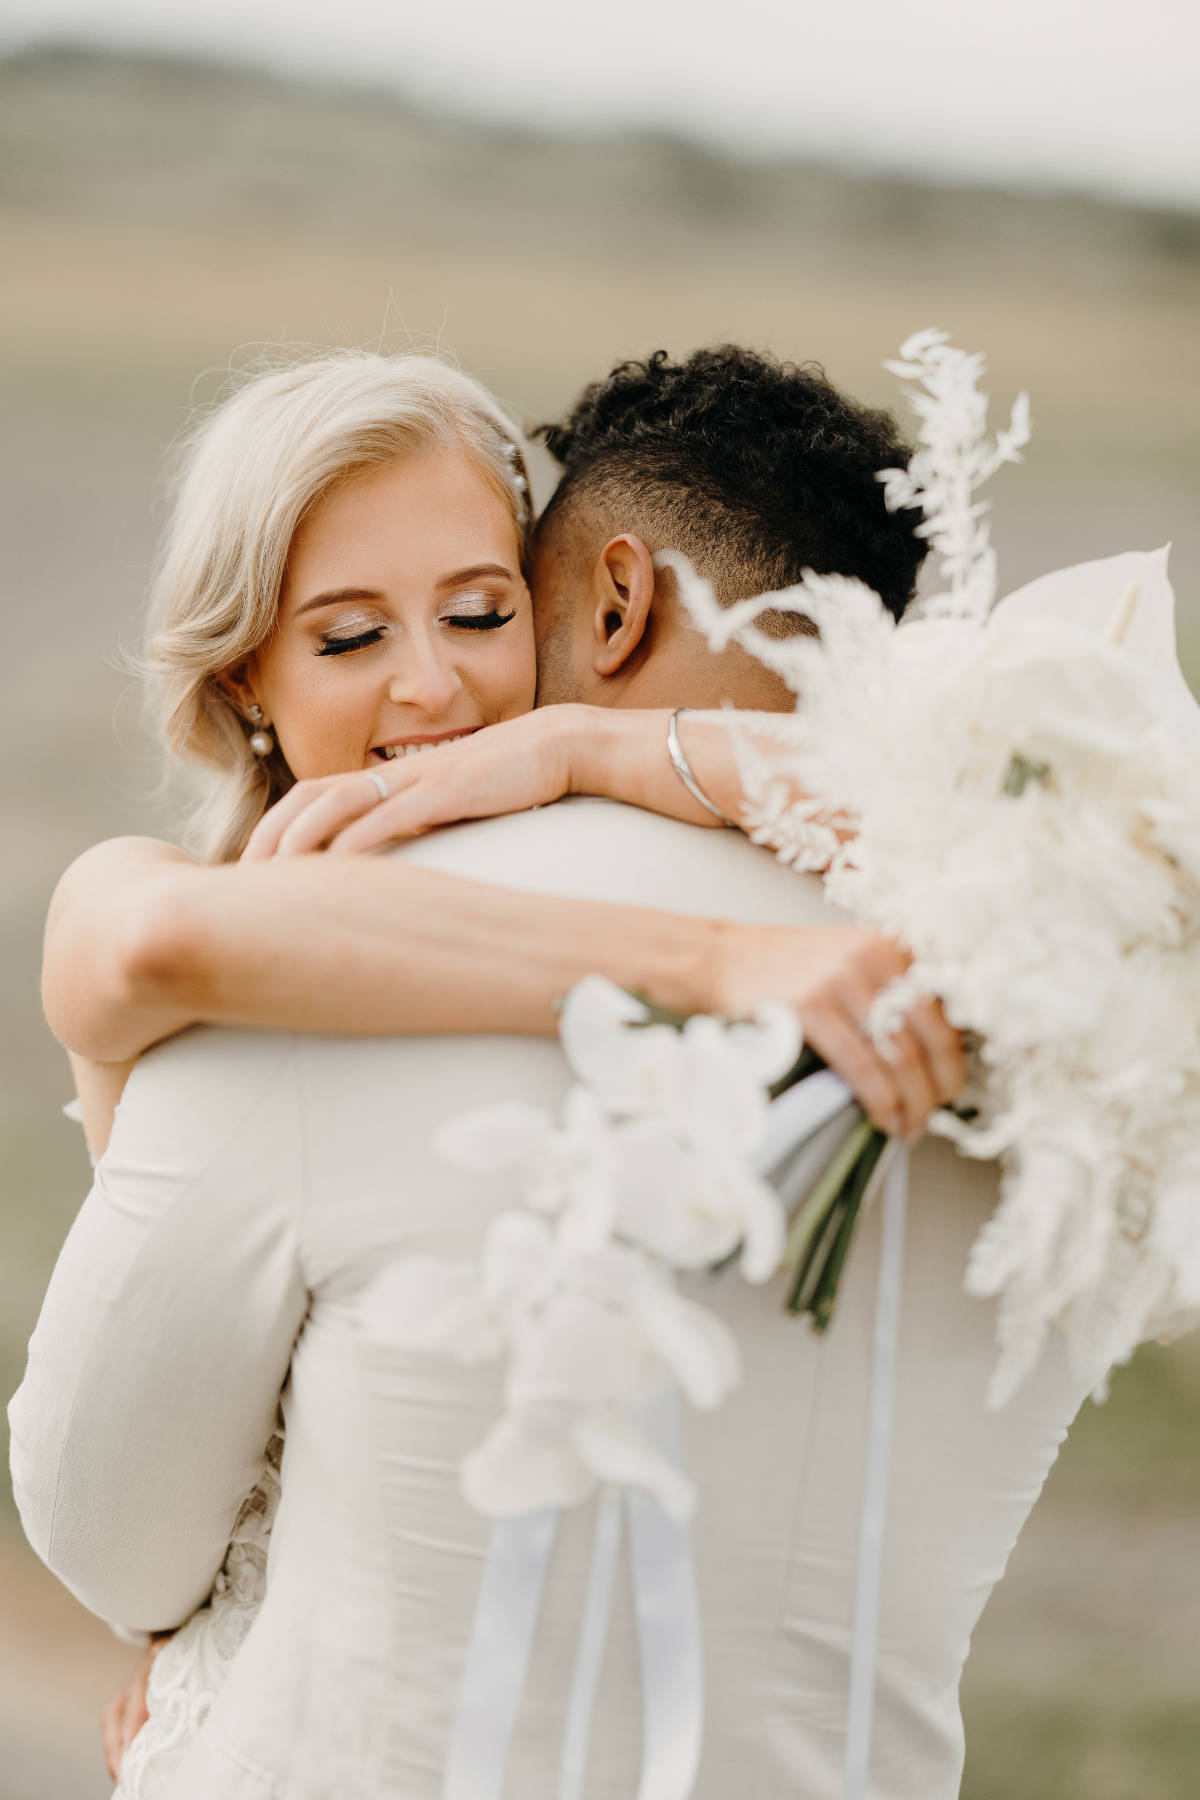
left=365, top=770, right=390, bottom=803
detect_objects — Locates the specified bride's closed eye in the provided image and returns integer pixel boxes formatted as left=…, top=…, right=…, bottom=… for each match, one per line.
left=444, top=608, right=518, bottom=632
left=313, top=597, right=518, bottom=656
left=316, top=627, right=386, bottom=658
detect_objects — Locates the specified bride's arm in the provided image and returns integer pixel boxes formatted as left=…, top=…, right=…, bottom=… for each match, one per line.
left=44, top=830, right=954, bottom=1148
left=241, top=705, right=794, bottom=860
left=44, top=833, right=725, bottom=1063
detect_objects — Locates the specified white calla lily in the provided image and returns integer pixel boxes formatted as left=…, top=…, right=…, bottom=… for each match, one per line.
left=992, top=547, right=1200, bottom=751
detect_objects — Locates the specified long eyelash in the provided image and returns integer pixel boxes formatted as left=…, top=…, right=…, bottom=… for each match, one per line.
left=316, top=629, right=385, bottom=658
left=448, top=610, right=517, bottom=632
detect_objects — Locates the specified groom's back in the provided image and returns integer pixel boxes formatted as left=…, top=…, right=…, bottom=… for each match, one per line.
left=18, top=800, right=1090, bottom=1800
left=240, top=800, right=1083, bottom=1800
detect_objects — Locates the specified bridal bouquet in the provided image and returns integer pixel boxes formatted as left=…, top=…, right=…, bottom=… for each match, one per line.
left=666, top=329, right=1200, bottom=1406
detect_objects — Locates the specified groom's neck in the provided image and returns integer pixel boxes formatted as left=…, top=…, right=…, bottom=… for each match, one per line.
left=586, top=637, right=795, bottom=714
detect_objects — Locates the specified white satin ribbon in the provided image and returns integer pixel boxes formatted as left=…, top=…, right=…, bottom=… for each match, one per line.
left=627, top=1387, right=704, bottom=1800
left=843, top=1146, right=908, bottom=1800
left=443, top=1506, right=558, bottom=1800
left=559, top=1486, right=624, bottom=1800
left=754, top=1069, right=855, bottom=1180
left=446, top=1390, right=703, bottom=1800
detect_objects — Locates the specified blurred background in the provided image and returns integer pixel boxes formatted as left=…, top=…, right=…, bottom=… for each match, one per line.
left=1, top=3, right=1198, bottom=1795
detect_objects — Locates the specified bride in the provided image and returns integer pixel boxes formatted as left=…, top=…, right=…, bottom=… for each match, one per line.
left=16, top=346, right=1017, bottom=1799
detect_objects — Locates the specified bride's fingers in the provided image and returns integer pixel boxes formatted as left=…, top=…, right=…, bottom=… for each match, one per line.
left=877, top=1023, right=938, bottom=1139
left=799, top=1007, right=906, bottom=1138
left=904, top=995, right=965, bottom=1106
left=122, top=1674, right=151, bottom=1753
left=273, top=773, right=407, bottom=858
left=241, top=777, right=347, bottom=861
left=102, top=1689, right=128, bottom=1780
left=326, top=762, right=489, bottom=854
left=244, top=767, right=417, bottom=860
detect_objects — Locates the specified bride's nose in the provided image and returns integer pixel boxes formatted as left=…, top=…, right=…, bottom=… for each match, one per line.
left=386, top=639, right=464, bottom=716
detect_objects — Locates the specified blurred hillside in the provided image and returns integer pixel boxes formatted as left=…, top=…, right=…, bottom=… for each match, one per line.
left=0, top=43, right=1198, bottom=1799
left=3, top=42, right=1200, bottom=461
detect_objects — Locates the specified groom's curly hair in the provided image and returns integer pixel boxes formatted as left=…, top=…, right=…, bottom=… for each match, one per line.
left=535, top=345, right=926, bottom=622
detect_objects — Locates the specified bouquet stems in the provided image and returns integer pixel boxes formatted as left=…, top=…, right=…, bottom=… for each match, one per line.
left=630, top=992, right=892, bottom=1334
left=781, top=1111, right=889, bottom=1330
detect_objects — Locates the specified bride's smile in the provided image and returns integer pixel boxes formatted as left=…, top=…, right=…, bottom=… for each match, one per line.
left=241, top=444, right=537, bottom=782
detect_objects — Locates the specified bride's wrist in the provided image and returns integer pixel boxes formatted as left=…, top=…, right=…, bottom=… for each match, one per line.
left=564, top=707, right=672, bottom=806
left=560, top=705, right=631, bottom=801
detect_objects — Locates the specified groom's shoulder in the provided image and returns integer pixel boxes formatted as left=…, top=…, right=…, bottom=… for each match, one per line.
left=393, top=797, right=838, bottom=927
left=112, top=1022, right=299, bottom=1165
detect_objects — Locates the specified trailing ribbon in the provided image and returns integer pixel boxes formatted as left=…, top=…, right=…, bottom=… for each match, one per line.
left=843, top=1146, right=908, bottom=1800
left=559, top=1488, right=623, bottom=1799
left=444, top=1386, right=702, bottom=1800
left=443, top=1506, right=558, bottom=1800
left=627, top=1387, right=704, bottom=1800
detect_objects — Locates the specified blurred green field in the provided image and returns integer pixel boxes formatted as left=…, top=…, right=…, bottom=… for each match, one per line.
left=1, top=45, right=1198, bottom=1798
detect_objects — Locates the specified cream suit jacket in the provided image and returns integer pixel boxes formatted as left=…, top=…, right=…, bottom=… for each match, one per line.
left=9, top=799, right=1092, bottom=1798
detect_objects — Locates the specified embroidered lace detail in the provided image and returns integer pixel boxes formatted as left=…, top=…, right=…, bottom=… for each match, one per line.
left=115, top=1419, right=283, bottom=1797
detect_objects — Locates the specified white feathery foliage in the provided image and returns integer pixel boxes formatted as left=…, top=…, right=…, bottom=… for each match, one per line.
left=672, top=333, right=1200, bottom=1407
left=877, top=327, right=1031, bottom=623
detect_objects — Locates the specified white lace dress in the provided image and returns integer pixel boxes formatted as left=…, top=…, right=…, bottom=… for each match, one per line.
left=115, top=1422, right=282, bottom=1798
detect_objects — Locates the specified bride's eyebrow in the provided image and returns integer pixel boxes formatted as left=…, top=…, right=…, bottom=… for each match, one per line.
left=294, top=587, right=385, bottom=617
left=436, top=563, right=515, bottom=590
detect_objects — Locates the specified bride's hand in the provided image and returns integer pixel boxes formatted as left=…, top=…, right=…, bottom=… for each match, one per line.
left=714, top=923, right=964, bottom=1139
left=242, top=709, right=581, bottom=861
left=101, top=1634, right=171, bottom=1780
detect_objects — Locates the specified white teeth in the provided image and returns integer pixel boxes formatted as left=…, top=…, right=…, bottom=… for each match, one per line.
left=378, top=732, right=472, bottom=760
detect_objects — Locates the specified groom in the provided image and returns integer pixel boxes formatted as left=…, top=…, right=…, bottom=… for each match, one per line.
left=13, top=348, right=1092, bottom=1798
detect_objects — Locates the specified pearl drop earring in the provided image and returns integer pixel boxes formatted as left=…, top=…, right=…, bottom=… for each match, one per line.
left=247, top=704, right=274, bottom=758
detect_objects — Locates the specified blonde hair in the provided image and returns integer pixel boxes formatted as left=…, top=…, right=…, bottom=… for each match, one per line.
left=144, top=351, right=532, bottom=862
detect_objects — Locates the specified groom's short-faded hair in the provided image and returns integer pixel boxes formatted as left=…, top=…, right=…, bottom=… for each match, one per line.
left=535, top=345, right=926, bottom=621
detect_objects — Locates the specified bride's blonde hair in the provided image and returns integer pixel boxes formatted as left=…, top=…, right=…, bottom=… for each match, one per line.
left=144, top=351, right=532, bottom=863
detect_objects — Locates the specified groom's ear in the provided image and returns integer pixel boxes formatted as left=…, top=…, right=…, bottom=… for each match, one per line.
left=588, top=534, right=657, bottom=677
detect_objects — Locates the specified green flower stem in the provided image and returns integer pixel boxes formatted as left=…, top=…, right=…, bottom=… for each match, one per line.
left=786, top=1187, right=854, bottom=1314
left=808, top=1129, right=888, bottom=1333
left=768, top=1044, right=829, bottom=1099
left=782, top=1113, right=875, bottom=1279
left=626, top=994, right=699, bottom=1031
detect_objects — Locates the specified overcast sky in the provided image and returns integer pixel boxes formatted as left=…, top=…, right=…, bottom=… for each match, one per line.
left=4, top=0, right=1199, bottom=209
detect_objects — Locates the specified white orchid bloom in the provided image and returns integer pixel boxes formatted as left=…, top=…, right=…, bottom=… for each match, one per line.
left=462, top=1239, right=733, bottom=1519
left=607, top=1115, right=785, bottom=1280
left=557, top=977, right=799, bottom=1128
left=462, top=1402, right=698, bottom=1522
left=504, top=1240, right=741, bottom=1416
left=571, top=1411, right=698, bottom=1522
left=360, top=1212, right=559, bottom=1366
left=436, top=1086, right=618, bottom=1246
left=461, top=1405, right=600, bottom=1515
